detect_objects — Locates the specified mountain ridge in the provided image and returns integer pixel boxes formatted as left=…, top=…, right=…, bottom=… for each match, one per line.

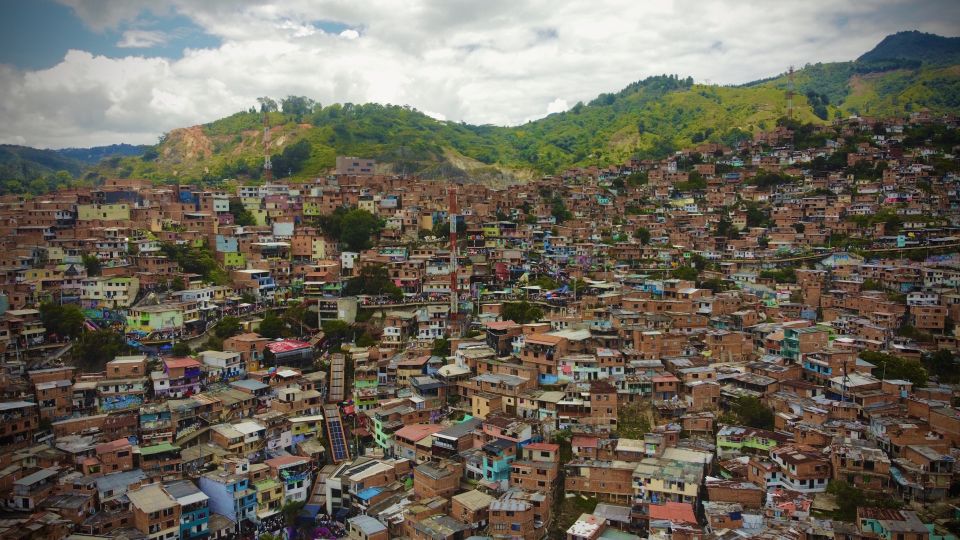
left=4, top=31, right=960, bottom=194
left=857, top=30, right=960, bottom=64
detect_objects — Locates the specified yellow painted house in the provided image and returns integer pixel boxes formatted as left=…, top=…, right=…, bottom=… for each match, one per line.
left=302, top=200, right=321, bottom=216
left=81, top=276, right=140, bottom=309
left=310, top=238, right=326, bottom=260
left=290, top=415, right=324, bottom=439
left=77, top=204, right=130, bottom=221
left=126, top=304, right=184, bottom=333
left=222, top=252, right=246, bottom=268
left=632, top=456, right=703, bottom=505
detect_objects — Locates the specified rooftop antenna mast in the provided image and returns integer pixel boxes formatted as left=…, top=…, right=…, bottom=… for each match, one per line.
left=786, top=66, right=796, bottom=120
left=263, top=111, right=273, bottom=183
left=449, top=187, right=459, bottom=336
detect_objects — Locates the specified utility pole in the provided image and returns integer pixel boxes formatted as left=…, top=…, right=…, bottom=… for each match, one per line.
left=263, top=112, right=273, bottom=183
left=786, top=66, right=795, bottom=120
left=449, top=188, right=459, bottom=337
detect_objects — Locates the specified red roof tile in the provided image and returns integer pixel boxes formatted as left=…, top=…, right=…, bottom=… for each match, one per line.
left=524, top=442, right=559, bottom=452
left=648, top=502, right=696, bottom=524
left=266, top=339, right=311, bottom=353
left=163, top=357, right=200, bottom=369
left=95, top=438, right=131, bottom=454
left=394, top=424, right=445, bottom=442
left=486, top=320, right=519, bottom=330
left=572, top=436, right=598, bottom=448
left=265, top=455, right=309, bottom=468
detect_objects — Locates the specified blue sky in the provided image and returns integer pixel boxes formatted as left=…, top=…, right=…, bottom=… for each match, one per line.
left=0, top=0, right=221, bottom=69
left=1, top=0, right=958, bottom=148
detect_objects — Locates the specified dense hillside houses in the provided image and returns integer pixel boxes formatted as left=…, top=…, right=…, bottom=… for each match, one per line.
left=0, top=111, right=959, bottom=540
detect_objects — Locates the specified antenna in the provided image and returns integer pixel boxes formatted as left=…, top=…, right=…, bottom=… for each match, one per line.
left=786, top=66, right=795, bottom=120
left=263, top=111, right=273, bottom=182
left=449, top=187, right=459, bottom=336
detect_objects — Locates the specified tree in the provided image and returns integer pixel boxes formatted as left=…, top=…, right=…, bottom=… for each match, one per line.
left=860, top=351, right=927, bottom=387
left=531, top=276, right=560, bottom=291
left=568, top=278, right=588, bottom=298
left=171, top=342, right=192, bottom=356
left=616, top=404, right=652, bottom=439
left=39, top=303, right=85, bottom=339
left=716, top=217, right=737, bottom=239
left=502, top=301, right=544, bottom=324
left=71, top=330, right=133, bottom=372
left=257, top=96, right=278, bottom=113
left=159, top=242, right=228, bottom=285
left=262, top=347, right=276, bottom=367
left=744, top=203, right=770, bottom=228
left=281, top=95, right=316, bottom=120
left=356, top=332, right=376, bottom=347
left=321, top=319, right=352, bottom=344
left=431, top=338, right=451, bottom=357
left=690, top=254, right=708, bottom=272
left=671, top=266, right=699, bottom=281
left=925, top=349, right=959, bottom=383
left=271, top=139, right=312, bottom=178
left=731, top=396, right=775, bottom=430
left=862, top=278, right=884, bottom=291
left=171, top=276, right=186, bottom=291
left=229, top=200, right=256, bottom=226
left=636, top=227, right=651, bottom=245
left=315, top=206, right=349, bottom=239
left=826, top=480, right=900, bottom=522
left=340, top=209, right=382, bottom=252
left=201, top=335, right=224, bottom=351
left=759, top=267, right=797, bottom=284
left=344, top=264, right=402, bottom=300
left=701, top=278, right=728, bottom=292
left=82, top=254, right=102, bottom=277
left=281, top=499, right=306, bottom=527
left=284, top=302, right=312, bottom=332
left=432, top=215, right=466, bottom=240
left=551, top=197, right=573, bottom=223
left=258, top=312, right=285, bottom=339
left=626, top=171, right=648, bottom=186
left=214, top=316, right=242, bottom=339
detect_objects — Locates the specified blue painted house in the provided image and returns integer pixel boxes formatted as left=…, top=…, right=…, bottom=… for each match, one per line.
left=166, top=479, right=210, bottom=539
left=481, top=438, right=517, bottom=488
left=199, top=459, right=257, bottom=530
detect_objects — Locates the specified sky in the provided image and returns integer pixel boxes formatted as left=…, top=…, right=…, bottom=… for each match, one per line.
left=0, top=0, right=958, bottom=149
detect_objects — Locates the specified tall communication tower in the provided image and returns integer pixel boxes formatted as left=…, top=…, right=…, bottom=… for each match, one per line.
left=263, top=112, right=273, bottom=182
left=786, top=65, right=796, bottom=120
left=448, top=187, right=459, bottom=334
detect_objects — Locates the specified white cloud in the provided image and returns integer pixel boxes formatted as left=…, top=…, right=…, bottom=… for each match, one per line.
left=546, top=98, right=568, bottom=115
left=59, top=0, right=167, bottom=32
left=4, top=0, right=959, bottom=147
left=117, top=29, right=168, bottom=48
left=277, top=20, right=318, bottom=38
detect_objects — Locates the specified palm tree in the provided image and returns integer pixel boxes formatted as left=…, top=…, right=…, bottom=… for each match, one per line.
left=281, top=500, right=306, bottom=528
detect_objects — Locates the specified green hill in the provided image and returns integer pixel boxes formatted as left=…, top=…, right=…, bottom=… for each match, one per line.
left=0, top=144, right=147, bottom=195
left=7, top=31, right=960, bottom=193
left=0, top=145, right=86, bottom=195
left=858, top=30, right=960, bottom=64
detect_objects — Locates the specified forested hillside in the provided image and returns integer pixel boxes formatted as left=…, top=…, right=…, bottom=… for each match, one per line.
left=4, top=31, right=960, bottom=193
